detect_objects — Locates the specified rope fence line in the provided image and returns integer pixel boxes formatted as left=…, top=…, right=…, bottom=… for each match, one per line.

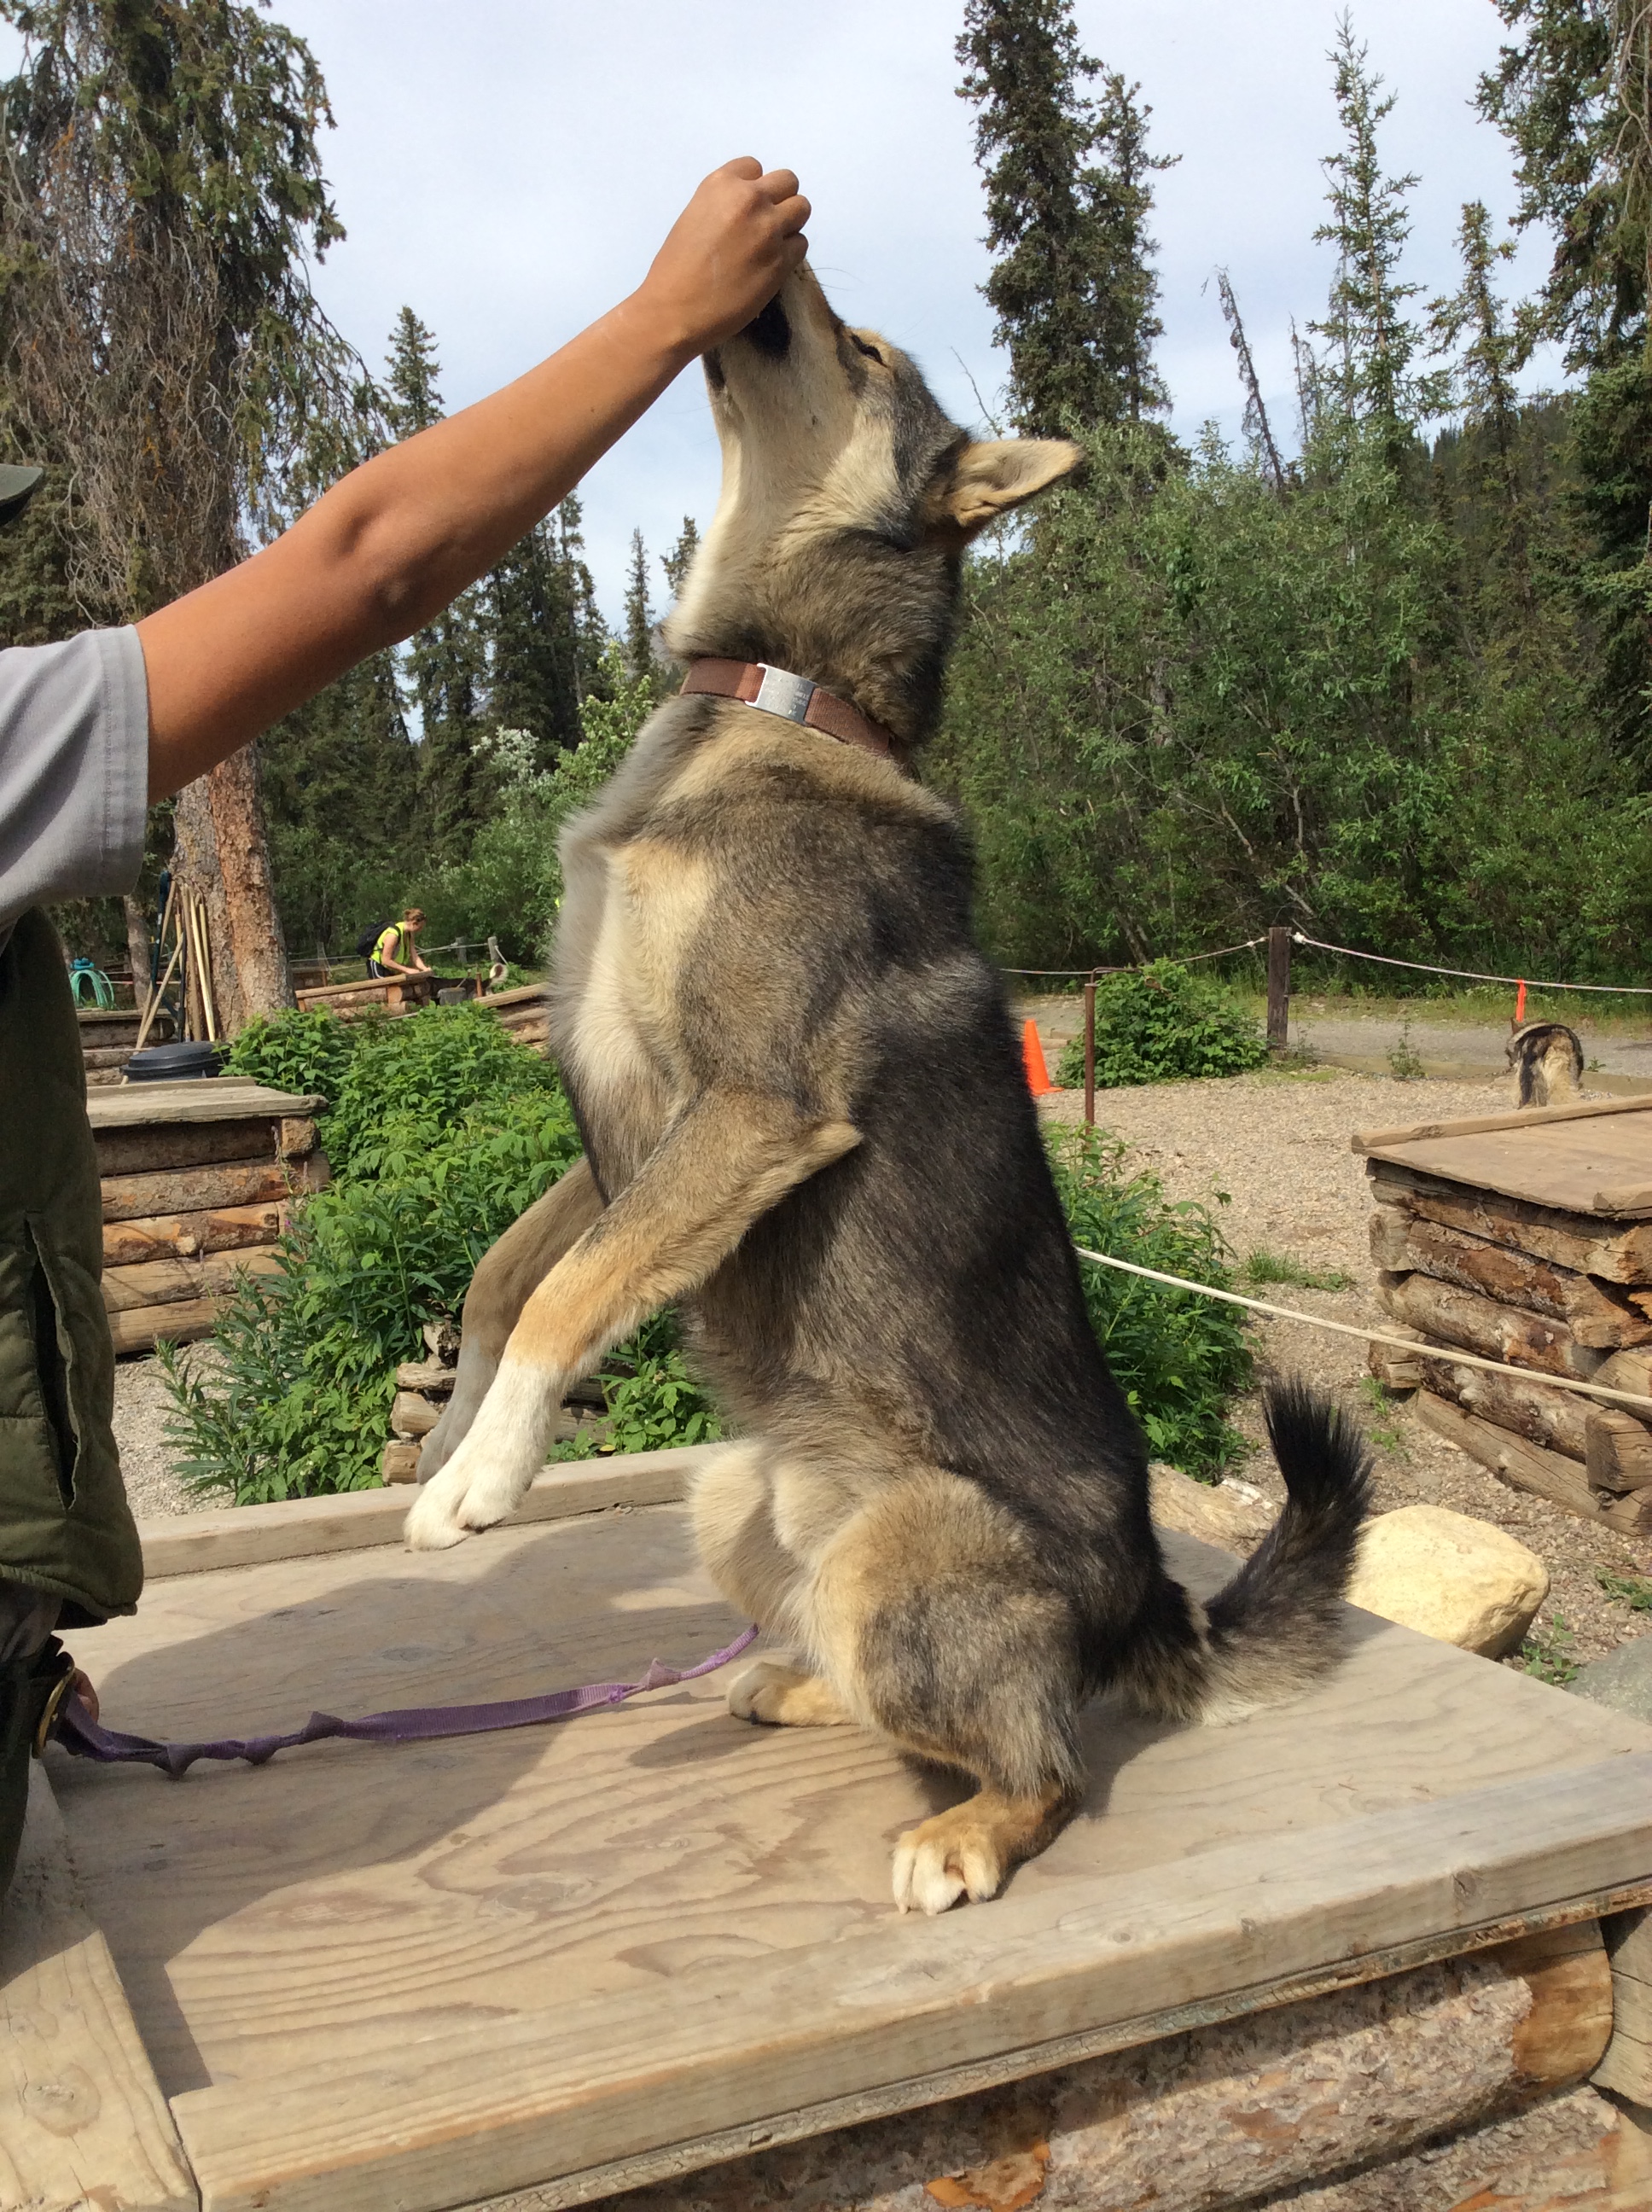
left=1003, top=929, right=1652, bottom=998
left=1071, top=1243, right=1652, bottom=1417
left=1288, top=931, right=1652, bottom=997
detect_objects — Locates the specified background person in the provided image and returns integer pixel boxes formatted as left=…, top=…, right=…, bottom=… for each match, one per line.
left=369, top=908, right=432, bottom=981
left=0, top=156, right=810, bottom=1906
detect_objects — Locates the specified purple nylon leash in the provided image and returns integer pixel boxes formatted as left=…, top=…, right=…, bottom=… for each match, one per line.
left=49, top=1625, right=759, bottom=1780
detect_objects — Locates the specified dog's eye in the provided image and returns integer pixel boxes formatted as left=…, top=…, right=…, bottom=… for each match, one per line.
left=849, top=333, right=885, bottom=365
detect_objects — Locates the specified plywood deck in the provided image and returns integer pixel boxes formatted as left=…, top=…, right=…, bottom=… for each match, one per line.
left=1355, top=1095, right=1652, bottom=1216
left=85, top=1080, right=324, bottom=1130
left=32, top=1478, right=1652, bottom=2212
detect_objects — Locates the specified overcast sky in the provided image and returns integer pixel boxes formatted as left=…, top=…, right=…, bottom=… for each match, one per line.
left=28, top=1, right=1569, bottom=620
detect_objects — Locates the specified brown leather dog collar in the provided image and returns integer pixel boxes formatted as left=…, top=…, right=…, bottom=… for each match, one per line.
left=681, top=658, right=896, bottom=760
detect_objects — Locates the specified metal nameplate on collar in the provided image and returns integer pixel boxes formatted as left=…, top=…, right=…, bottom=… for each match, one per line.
left=753, top=665, right=817, bottom=724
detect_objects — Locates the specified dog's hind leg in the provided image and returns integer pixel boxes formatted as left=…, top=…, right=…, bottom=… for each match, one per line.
left=418, top=1158, right=605, bottom=1484
left=689, top=1442, right=851, bottom=1725
left=406, top=1094, right=859, bottom=1549
left=803, top=1471, right=1085, bottom=1914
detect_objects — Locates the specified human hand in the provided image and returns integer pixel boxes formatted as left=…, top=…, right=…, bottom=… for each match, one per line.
left=636, top=159, right=810, bottom=357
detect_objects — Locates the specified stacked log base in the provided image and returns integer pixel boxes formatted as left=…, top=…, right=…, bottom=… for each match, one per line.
left=381, top=1340, right=599, bottom=1483
left=1369, top=1152, right=1652, bottom=1531
left=88, top=1083, right=329, bottom=1354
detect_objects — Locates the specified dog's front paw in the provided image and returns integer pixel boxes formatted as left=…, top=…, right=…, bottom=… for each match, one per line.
left=404, top=1471, right=474, bottom=1551
left=728, top=1662, right=849, bottom=1727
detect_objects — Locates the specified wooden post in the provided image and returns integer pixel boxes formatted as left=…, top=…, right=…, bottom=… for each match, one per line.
left=1083, top=979, right=1096, bottom=1130
left=1267, top=925, right=1291, bottom=1051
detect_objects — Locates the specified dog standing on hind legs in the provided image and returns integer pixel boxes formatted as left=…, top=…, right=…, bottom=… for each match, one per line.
left=406, top=259, right=1373, bottom=1913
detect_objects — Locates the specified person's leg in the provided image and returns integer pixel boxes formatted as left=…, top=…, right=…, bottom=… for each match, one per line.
left=0, top=1579, right=68, bottom=1906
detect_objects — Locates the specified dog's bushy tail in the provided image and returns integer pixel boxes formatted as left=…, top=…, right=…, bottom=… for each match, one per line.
left=1124, top=1381, right=1372, bottom=1726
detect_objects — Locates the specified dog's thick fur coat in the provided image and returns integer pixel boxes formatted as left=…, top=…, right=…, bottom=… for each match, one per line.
left=1507, top=1020, right=1585, bottom=1109
left=407, top=265, right=1371, bottom=1913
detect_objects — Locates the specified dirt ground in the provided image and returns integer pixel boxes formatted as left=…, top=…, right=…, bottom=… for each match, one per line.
left=1036, top=1056, right=1652, bottom=1671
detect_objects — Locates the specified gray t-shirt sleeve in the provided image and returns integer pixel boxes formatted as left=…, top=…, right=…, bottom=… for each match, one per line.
left=0, top=627, right=150, bottom=932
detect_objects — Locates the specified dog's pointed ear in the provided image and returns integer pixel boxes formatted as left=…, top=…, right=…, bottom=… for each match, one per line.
left=930, top=439, right=1084, bottom=538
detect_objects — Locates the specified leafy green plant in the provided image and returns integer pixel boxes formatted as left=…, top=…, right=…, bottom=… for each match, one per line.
left=1242, top=1248, right=1354, bottom=1292
left=1597, top=1568, right=1652, bottom=1612
left=1519, top=1612, right=1579, bottom=1686
left=1387, top=1019, right=1427, bottom=1082
left=318, top=1003, right=561, bottom=1179
left=160, top=1088, right=585, bottom=1502
left=225, top=1006, right=358, bottom=1106
left=1054, top=962, right=1268, bottom=1090
left=1357, top=1375, right=1408, bottom=1457
left=1047, top=1125, right=1253, bottom=1476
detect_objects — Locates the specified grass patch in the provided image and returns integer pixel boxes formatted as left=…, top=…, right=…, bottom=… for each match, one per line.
left=1241, top=1248, right=1354, bottom=1293
left=1518, top=1612, right=1579, bottom=1686
left=1597, top=1568, right=1652, bottom=1613
left=1387, top=1018, right=1427, bottom=1082
left=1358, top=1373, right=1408, bottom=1456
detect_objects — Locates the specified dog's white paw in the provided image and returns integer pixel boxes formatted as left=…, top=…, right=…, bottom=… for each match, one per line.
left=404, top=1472, right=473, bottom=1551
left=890, top=1810, right=1008, bottom=1916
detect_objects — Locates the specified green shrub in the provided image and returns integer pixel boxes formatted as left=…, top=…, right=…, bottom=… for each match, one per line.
left=225, top=1006, right=358, bottom=1106
left=1055, top=961, right=1268, bottom=1088
left=160, top=1088, right=585, bottom=1502
left=1046, top=1125, right=1252, bottom=1475
left=317, top=1003, right=560, bottom=1179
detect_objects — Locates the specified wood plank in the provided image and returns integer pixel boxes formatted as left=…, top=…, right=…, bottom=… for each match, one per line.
left=0, top=1765, right=195, bottom=2211
left=1369, top=1209, right=1652, bottom=1344
left=108, top=1297, right=225, bottom=1357
left=1416, top=1389, right=1607, bottom=1521
left=104, top=1201, right=285, bottom=1267
left=162, top=1755, right=1652, bottom=2212
left=1352, top=1093, right=1652, bottom=1152
left=1377, top=1271, right=1604, bottom=1377
left=1369, top=1164, right=1652, bottom=1283
left=1596, top=1906, right=1652, bottom=2102
left=1361, top=1116, right=1652, bottom=1220
left=466, top=1926, right=1614, bottom=2212
left=84, top=1083, right=323, bottom=1131
left=101, top=1160, right=291, bottom=1222
left=135, top=1444, right=711, bottom=1576
left=101, top=1248, right=282, bottom=1313
left=95, top=1121, right=282, bottom=1179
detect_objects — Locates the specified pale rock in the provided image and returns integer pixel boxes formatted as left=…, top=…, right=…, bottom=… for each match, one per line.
left=1345, top=1504, right=1549, bottom=1658
left=1149, top=1463, right=1273, bottom=1552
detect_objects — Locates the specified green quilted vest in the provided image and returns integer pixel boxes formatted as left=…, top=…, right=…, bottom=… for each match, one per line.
left=0, top=908, right=142, bottom=1621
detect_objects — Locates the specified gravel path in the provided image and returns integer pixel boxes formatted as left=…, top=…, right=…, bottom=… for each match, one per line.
left=1038, top=1062, right=1652, bottom=1671
left=112, top=1347, right=221, bottom=1519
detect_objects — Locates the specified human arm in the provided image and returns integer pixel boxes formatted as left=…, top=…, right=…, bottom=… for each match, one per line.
left=136, top=159, right=808, bottom=801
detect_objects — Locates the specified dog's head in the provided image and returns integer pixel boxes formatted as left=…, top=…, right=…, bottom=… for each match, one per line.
left=661, top=263, right=1082, bottom=745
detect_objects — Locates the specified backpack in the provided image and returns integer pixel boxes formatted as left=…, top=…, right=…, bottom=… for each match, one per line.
left=355, top=920, right=393, bottom=960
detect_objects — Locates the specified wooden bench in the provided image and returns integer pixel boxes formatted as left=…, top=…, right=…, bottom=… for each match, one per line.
left=3, top=1445, right=1648, bottom=2210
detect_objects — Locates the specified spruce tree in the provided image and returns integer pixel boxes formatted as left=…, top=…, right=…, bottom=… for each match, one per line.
left=555, top=492, right=609, bottom=706
left=384, top=306, right=490, bottom=859
left=623, top=527, right=656, bottom=690
left=486, top=516, right=585, bottom=766
left=1309, top=20, right=1445, bottom=458
left=660, top=515, right=701, bottom=598
left=1429, top=201, right=1532, bottom=603
left=0, top=0, right=358, bottom=1022
left=956, top=0, right=1172, bottom=433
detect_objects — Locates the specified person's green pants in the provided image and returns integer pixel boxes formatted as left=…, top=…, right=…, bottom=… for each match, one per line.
left=0, top=908, right=143, bottom=1910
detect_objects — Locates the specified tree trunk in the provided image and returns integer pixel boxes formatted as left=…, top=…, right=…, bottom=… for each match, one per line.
left=170, top=744, right=294, bottom=1037
left=121, top=894, right=152, bottom=1016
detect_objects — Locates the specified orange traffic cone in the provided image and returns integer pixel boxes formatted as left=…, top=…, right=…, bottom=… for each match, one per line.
left=1022, top=1019, right=1054, bottom=1097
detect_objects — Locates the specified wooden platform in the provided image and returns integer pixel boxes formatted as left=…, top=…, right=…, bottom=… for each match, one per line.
left=6, top=1448, right=1649, bottom=2212
left=1354, top=1092, right=1652, bottom=1215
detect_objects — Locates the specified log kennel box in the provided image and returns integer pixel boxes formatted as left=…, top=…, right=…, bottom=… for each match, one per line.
left=3, top=1452, right=1651, bottom=2211
left=88, top=1080, right=330, bottom=1355
left=1358, top=1093, right=1652, bottom=1534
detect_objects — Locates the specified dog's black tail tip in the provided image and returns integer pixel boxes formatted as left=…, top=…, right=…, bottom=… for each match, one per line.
left=1262, top=1377, right=1374, bottom=1539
